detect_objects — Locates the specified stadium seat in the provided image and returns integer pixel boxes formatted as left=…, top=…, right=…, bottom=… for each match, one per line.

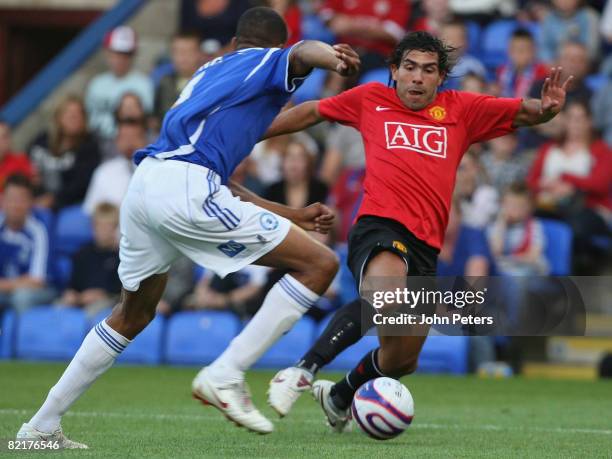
left=585, top=74, right=607, bottom=93
left=256, top=317, right=316, bottom=368
left=301, top=14, right=335, bottom=44
left=418, top=335, right=469, bottom=374
left=480, top=20, right=519, bottom=70
left=359, top=68, right=391, bottom=85
left=54, top=205, right=93, bottom=255
left=0, top=309, right=17, bottom=359
left=165, top=311, right=240, bottom=365
left=52, top=254, right=73, bottom=290
left=16, top=306, right=88, bottom=360
left=540, top=219, right=573, bottom=276
left=465, top=21, right=482, bottom=56
left=91, top=308, right=164, bottom=365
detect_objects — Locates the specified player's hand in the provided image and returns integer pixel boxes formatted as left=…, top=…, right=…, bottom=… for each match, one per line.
left=294, top=202, right=335, bottom=234
left=333, top=44, right=360, bottom=77
left=541, top=67, right=573, bottom=116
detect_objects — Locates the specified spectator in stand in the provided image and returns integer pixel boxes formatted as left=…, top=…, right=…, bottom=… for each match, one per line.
left=180, top=0, right=256, bottom=55
left=269, top=0, right=302, bottom=46
left=448, top=0, right=517, bottom=23
left=83, top=118, right=147, bottom=215
left=101, top=92, right=151, bottom=159
left=481, top=133, right=530, bottom=194
left=319, top=124, right=365, bottom=186
left=460, top=71, right=489, bottom=93
left=591, top=70, right=612, bottom=147
left=0, top=176, right=54, bottom=313
left=495, top=29, right=549, bottom=99
left=0, top=121, right=33, bottom=193
left=319, top=0, right=411, bottom=73
left=183, top=265, right=268, bottom=317
left=58, top=203, right=121, bottom=317
left=263, top=135, right=328, bottom=208
left=413, top=0, right=454, bottom=37
left=85, top=26, right=154, bottom=141
left=455, top=151, right=499, bottom=229
left=28, top=95, right=100, bottom=211
left=538, top=0, right=600, bottom=63
left=437, top=199, right=491, bottom=276
left=524, top=41, right=593, bottom=150
left=327, top=167, right=364, bottom=244
left=439, top=19, right=487, bottom=90
left=527, top=100, right=612, bottom=269
left=487, top=183, right=549, bottom=276
left=154, top=32, right=204, bottom=123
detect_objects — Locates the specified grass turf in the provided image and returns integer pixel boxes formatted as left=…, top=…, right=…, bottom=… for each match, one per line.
left=0, top=362, right=611, bottom=458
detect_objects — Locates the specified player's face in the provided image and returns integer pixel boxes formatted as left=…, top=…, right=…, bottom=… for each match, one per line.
left=391, top=50, right=444, bottom=111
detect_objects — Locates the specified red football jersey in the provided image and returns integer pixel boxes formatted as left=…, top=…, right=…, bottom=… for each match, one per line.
left=318, top=83, right=521, bottom=250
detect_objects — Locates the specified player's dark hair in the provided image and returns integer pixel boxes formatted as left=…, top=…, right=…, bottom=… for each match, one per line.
left=235, top=7, right=288, bottom=48
left=4, top=174, right=33, bottom=194
left=511, top=28, right=534, bottom=41
left=388, top=31, right=457, bottom=80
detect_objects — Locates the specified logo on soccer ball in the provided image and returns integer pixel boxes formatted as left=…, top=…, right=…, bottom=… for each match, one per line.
left=259, top=212, right=279, bottom=231
left=392, top=241, right=408, bottom=254
left=429, top=105, right=446, bottom=121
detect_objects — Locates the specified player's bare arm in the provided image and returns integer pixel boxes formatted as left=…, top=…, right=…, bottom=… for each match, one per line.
left=263, top=101, right=324, bottom=139
left=228, top=180, right=334, bottom=234
left=289, top=41, right=360, bottom=79
left=512, top=67, right=574, bottom=128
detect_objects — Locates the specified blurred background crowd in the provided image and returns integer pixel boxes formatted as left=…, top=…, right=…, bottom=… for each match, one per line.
left=0, top=0, right=611, bottom=372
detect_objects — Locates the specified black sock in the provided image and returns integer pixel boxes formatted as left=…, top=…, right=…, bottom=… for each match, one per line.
left=330, top=348, right=386, bottom=410
left=296, top=299, right=372, bottom=374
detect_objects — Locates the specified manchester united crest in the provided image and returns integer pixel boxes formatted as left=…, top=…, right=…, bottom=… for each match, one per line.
left=429, top=106, right=446, bottom=121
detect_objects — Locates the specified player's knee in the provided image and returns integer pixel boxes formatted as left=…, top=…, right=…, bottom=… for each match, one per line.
left=108, top=302, right=155, bottom=337
left=318, top=249, right=339, bottom=279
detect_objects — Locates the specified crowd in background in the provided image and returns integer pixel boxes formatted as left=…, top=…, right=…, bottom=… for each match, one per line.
left=0, top=0, right=611, bottom=337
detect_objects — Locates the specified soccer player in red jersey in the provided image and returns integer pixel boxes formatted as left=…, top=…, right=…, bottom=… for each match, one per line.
left=265, top=32, right=573, bottom=428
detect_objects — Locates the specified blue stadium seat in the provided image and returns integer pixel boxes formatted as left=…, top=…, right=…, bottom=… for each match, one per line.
left=585, top=74, right=607, bottom=93
left=1, top=309, right=17, bottom=359
left=418, top=335, right=469, bottom=374
left=301, top=14, right=335, bottom=44
left=165, top=311, right=240, bottom=365
left=359, top=68, right=391, bottom=85
left=481, top=20, right=519, bottom=70
left=465, top=21, right=482, bottom=56
left=256, top=317, right=316, bottom=368
left=52, top=254, right=73, bottom=290
left=16, top=306, right=88, bottom=360
left=335, top=244, right=359, bottom=306
left=91, top=308, right=164, bottom=365
left=54, top=205, right=92, bottom=255
left=540, top=219, right=573, bottom=276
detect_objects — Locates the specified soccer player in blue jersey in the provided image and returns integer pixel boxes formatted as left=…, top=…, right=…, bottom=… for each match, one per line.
left=17, top=7, right=360, bottom=446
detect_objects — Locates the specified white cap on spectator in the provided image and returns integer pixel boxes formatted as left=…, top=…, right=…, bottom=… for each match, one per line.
left=104, top=26, right=138, bottom=54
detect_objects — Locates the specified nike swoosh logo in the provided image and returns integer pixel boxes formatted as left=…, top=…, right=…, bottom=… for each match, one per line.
left=376, top=106, right=391, bottom=111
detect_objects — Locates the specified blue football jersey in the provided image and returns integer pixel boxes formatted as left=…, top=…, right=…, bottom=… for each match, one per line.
left=134, top=44, right=309, bottom=183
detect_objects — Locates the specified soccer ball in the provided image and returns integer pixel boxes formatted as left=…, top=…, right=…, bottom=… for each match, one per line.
left=351, top=377, right=414, bottom=440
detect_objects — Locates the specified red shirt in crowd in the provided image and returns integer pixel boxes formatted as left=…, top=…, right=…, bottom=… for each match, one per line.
left=0, top=151, right=34, bottom=191
left=319, top=0, right=410, bottom=56
left=318, top=82, right=522, bottom=250
left=527, top=140, right=612, bottom=211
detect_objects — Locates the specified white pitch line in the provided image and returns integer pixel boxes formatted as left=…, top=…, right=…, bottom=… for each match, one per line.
left=1, top=409, right=611, bottom=436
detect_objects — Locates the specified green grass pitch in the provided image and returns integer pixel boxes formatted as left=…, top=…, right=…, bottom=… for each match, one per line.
left=1, top=362, right=611, bottom=458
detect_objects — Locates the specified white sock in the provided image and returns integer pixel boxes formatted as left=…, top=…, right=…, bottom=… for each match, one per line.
left=29, top=320, right=131, bottom=433
left=207, top=274, right=319, bottom=384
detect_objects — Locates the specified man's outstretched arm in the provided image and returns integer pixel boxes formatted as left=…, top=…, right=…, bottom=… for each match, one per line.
left=513, top=67, right=574, bottom=127
left=228, top=180, right=334, bottom=234
left=289, top=41, right=360, bottom=80
left=263, top=101, right=324, bottom=139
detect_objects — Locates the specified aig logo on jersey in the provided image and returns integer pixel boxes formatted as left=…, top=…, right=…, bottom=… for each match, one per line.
left=384, top=122, right=448, bottom=158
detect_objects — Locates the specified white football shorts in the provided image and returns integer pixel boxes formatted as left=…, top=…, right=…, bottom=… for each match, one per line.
left=118, top=157, right=291, bottom=292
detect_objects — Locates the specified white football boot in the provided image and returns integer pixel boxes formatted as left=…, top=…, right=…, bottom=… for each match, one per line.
left=312, top=380, right=350, bottom=433
left=16, top=423, right=88, bottom=449
left=267, top=367, right=313, bottom=417
left=192, top=367, right=274, bottom=434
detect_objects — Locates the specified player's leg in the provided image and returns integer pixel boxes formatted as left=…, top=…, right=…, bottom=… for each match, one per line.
left=193, top=224, right=338, bottom=428
left=18, top=275, right=168, bottom=448
left=18, top=158, right=178, bottom=447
